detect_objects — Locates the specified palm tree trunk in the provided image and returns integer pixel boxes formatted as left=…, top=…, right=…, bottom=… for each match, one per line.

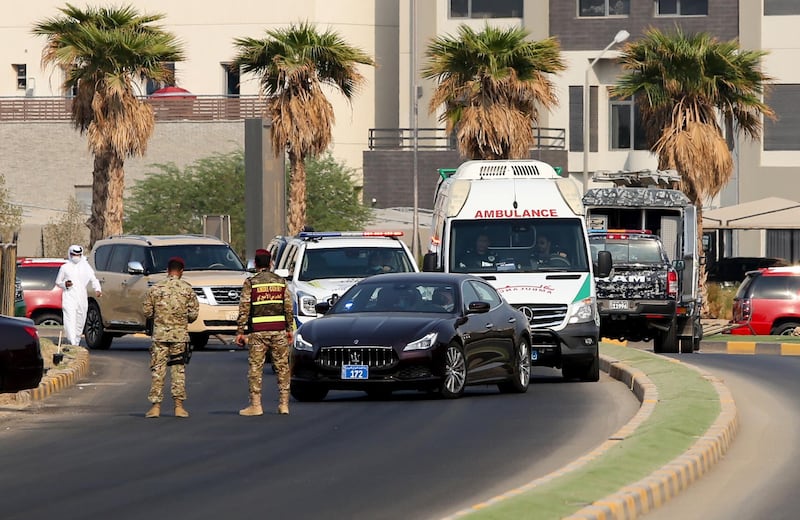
left=87, top=152, right=125, bottom=248
left=287, top=151, right=307, bottom=235
left=696, top=205, right=711, bottom=318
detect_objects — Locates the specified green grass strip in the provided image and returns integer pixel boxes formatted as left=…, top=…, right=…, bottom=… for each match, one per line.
left=460, top=343, right=719, bottom=519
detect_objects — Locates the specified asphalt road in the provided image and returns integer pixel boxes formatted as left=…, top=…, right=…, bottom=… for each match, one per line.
left=0, top=336, right=639, bottom=520
left=642, top=352, right=800, bottom=520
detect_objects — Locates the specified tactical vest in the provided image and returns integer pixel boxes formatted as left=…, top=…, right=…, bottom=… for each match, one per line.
left=249, top=275, right=288, bottom=332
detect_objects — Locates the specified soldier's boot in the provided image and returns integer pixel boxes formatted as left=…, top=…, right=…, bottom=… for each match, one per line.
left=278, top=392, right=290, bottom=415
left=174, top=399, right=189, bottom=418
left=239, top=393, right=263, bottom=416
left=145, top=403, right=160, bottom=419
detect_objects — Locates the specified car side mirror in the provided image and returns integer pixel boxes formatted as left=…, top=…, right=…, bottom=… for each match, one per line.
left=274, top=268, right=290, bottom=278
left=467, top=301, right=490, bottom=314
left=595, top=251, right=612, bottom=278
left=314, top=302, right=331, bottom=315
left=127, top=261, right=145, bottom=275
left=422, top=252, right=440, bottom=272
left=673, top=259, right=686, bottom=271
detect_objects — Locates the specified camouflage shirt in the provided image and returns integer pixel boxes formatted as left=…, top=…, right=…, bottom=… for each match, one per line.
left=142, top=275, right=200, bottom=342
left=236, top=269, right=295, bottom=334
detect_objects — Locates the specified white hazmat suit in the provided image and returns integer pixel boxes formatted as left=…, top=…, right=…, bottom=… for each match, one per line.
left=55, top=245, right=102, bottom=346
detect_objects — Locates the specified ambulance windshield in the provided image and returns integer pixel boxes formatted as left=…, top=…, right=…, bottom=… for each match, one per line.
left=449, top=218, right=589, bottom=273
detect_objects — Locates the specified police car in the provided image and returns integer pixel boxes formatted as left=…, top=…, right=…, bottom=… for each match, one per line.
left=272, top=231, right=419, bottom=325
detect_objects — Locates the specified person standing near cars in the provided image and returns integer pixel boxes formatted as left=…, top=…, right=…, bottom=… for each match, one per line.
left=142, top=257, right=199, bottom=419
left=235, top=249, right=295, bottom=416
left=54, top=244, right=102, bottom=347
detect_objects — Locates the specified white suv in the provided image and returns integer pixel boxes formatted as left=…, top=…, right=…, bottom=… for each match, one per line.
left=86, top=234, right=250, bottom=350
left=273, top=231, right=418, bottom=325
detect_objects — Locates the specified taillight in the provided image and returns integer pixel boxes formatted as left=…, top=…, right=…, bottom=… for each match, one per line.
left=23, top=325, right=39, bottom=340
left=667, top=269, right=678, bottom=298
left=740, top=299, right=752, bottom=321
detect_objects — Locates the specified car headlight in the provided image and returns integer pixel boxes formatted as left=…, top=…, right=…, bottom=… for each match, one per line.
left=568, top=296, right=595, bottom=324
left=297, top=291, right=318, bottom=316
left=294, top=331, right=313, bottom=351
left=403, top=331, right=438, bottom=351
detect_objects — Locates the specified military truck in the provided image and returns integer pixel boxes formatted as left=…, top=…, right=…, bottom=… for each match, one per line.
left=588, top=229, right=682, bottom=351
left=582, top=170, right=702, bottom=354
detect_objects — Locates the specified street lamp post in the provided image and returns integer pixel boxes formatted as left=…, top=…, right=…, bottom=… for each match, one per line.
left=582, top=29, right=630, bottom=194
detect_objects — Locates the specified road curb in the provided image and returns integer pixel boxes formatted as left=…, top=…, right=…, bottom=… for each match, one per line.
left=14, top=347, right=91, bottom=404
left=564, top=356, right=738, bottom=520
left=700, top=340, right=800, bottom=355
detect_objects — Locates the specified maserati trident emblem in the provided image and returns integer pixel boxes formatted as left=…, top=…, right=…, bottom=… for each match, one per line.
left=349, top=351, right=361, bottom=364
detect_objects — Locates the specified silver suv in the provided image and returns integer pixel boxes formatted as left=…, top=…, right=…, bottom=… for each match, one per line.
left=85, top=234, right=250, bottom=350
left=273, top=231, right=418, bottom=325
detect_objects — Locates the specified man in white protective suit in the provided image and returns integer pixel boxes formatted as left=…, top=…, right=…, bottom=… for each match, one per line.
left=55, top=244, right=102, bottom=346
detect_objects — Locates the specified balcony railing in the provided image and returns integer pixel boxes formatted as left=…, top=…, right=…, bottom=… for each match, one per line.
left=0, top=95, right=267, bottom=122
left=368, top=127, right=566, bottom=151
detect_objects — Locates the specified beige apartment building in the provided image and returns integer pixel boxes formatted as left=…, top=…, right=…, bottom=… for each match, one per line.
left=3, top=1, right=800, bottom=260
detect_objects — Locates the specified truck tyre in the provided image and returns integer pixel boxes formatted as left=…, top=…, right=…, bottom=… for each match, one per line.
left=653, top=317, right=678, bottom=354
left=84, top=301, right=113, bottom=350
left=679, top=337, right=694, bottom=354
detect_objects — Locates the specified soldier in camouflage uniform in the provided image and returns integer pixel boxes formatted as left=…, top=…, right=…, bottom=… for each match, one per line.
left=235, top=249, right=295, bottom=416
left=142, top=257, right=199, bottom=419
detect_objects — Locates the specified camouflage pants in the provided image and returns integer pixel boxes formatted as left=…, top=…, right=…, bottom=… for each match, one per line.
left=247, top=331, right=290, bottom=398
left=148, top=341, right=187, bottom=403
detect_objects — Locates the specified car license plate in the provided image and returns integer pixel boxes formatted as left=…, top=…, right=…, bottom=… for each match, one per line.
left=341, top=365, right=369, bottom=379
left=531, top=349, right=538, bottom=361
left=610, top=300, right=629, bottom=310
left=227, top=311, right=239, bottom=321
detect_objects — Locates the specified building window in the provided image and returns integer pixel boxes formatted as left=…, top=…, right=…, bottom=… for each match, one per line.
left=450, top=0, right=523, bottom=18
left=223, top=63, right=240, bottom=96
left=656, top=0, right=708, bottom=16
left=13, top=64, right=26, bottom=90
left=609, top=97, right=648, bottom=150
left=579, top=0, right=629, bottom=17
left=146, top=62, right=176, bottom=95
left=765, top=0, right=800, bottom=15
left=74, top=185, right=92, bottom=213
left=764, top=84, right=800, bottom=151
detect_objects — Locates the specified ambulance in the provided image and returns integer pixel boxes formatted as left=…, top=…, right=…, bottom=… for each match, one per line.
left=422, top=160, right=611, bottom=382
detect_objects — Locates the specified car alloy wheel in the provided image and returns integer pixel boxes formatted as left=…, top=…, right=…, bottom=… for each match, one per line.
left=440, top=343, right=466, bottom=399
left=498, top=339, right=530, bottom=393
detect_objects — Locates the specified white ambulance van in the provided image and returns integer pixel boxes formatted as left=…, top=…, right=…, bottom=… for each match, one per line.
left=422, top=160, right=611, bottom=381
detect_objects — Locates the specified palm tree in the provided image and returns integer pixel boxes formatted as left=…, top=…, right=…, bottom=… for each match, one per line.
left=612, top=27, right=773, bottom=315
left=32, top=3, right=185, bottom=247
left=232, top=22, right=374, bottom=235
left=422, top=24, right=565, bottom=160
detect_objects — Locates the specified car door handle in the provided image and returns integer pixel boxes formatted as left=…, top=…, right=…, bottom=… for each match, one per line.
left=485, top=323, right=494, bottom=329
left=508, top=317, right=517, bottom=323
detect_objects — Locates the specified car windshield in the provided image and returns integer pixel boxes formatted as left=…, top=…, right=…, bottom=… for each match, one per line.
left=590, top=238, right=664, bottom=265
left=299, top=247, right=415, bottom=281
left=329, top=281, right=459, bottom=314
left=449, top=218, right=590, bottom=273
left=149, top=245, right=245, bottom=272
left=18, top=265, right=62, bottom=290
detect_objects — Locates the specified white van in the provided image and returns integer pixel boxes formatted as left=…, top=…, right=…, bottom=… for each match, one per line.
left=422, top=160, right=611, bottom=381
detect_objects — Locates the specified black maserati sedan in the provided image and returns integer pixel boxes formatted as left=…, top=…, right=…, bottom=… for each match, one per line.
left=0, top=315, right=44, bottom=393
left=290, top=272, right=531, bottom=401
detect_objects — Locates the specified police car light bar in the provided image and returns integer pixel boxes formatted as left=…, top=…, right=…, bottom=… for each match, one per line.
left=298, top=231, right=404, bottom=238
